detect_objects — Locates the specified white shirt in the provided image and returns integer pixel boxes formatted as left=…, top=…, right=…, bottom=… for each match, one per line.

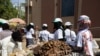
left=26, top=28, right=34, bottom=39
left=49, top=33, right=54, bottom=40
left=76, top=29, right=94, bottom=56
left=39, top=30, right=50, bottom=42
left=0, top=27, right=3, bottom=32
left=54, top=29, right=63, bottom=40
left=64, top=29, right=76, bottom=46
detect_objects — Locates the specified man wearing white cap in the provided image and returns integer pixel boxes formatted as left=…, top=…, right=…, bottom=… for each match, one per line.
left=53, top=18, right=64, bottom=41
left=76, top=15, right=94, bottom=56
left=64, top=21, right=76, bottom=49
left=39, top=24, right=50, bottom=42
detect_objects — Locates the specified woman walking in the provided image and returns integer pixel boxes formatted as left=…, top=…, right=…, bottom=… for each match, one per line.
left=76, top=15, right=94, bottom=56
left=25, top=23, right=35, bottom=47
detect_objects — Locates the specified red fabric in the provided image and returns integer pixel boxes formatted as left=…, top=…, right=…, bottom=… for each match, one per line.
left=82, top=30, right=92, bottom=55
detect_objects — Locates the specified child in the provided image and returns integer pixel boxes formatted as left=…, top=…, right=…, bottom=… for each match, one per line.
left=39, top=24, right=50, bottom=42
left=64, top=21, right=76, bottom=49
left=53, top=18, right=64, bottom=41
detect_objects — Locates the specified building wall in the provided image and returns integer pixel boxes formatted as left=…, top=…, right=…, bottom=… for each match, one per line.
left=55, top=0, right=62, bottom=17
left=76, top=0, right=100, bottom=38
left=41, top=0, right=55, bottom=32
left=74, top=0, right=81, bottom=29
left=31, top=0, right=41, bottom=28
left=41, top=0, right=75, bottom=32
left=61, top=0, right=76, bottom=31
left=62, top=16, right=75, bottom=30
left=26, top=0, right=100, bottom=38
left=71, top=0, right=100, bottom=38
left=81, top=0, right=100, bottom=27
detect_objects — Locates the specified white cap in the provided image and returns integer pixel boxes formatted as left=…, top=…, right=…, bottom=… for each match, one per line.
left=53, top=18, right=62, bottom=22
left=42, top=24, right=48, bottom=27
left=29, top=23, right=34, bottom=26
left=78, top=15, right=90, bottom=21
left=65, top=22, right=73, bottom=26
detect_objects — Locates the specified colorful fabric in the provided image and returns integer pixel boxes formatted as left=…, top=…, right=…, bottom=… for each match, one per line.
left=76, top=29, right=94, bottom=56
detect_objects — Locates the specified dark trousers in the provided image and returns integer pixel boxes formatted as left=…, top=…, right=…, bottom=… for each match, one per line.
left=26, top=38, right=33, bottom=47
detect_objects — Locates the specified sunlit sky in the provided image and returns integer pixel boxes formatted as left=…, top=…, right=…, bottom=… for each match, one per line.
left=11, top=0, right=25, bottom=12
left=11, top=0, right=25, bottom=5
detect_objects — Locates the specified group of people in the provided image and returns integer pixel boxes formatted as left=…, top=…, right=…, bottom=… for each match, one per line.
left=0, top=22, right=26, bottom=56
left=45, top=15, right=93, bottom=56
left=52, top=15, right=94, bottom=56
left=24, top=15, right=94, bottom=56
left=0, top=15, right=94, bottom=56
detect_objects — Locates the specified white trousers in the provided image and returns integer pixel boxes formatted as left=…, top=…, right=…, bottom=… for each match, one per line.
left=0, top=36, right=11, bottom=56
left=7, top=40, right=23, bottom=55
left=17, top=42, right=22, bottom=50
left=7, top=40, right=15, bottom=54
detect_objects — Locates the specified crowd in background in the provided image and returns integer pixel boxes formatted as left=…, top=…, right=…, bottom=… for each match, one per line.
left=0, top=15, right=94, bottom=56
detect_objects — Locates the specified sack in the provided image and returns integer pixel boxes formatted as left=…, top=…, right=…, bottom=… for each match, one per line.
left=92, top=39, right=99, bottom=49
left=72, top=39, right=84, bottom=52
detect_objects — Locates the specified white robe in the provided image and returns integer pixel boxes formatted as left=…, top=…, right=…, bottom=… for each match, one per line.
left=39, top=30, right=50, bottom=42
left=77, top=29, right=94, bottom=56
left=64, top=29, right=76, bottom=46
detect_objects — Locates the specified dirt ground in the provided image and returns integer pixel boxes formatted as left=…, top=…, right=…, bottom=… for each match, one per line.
left=9, top=37, right=100, bottom=56
left=9, top=36, right=33, bottom=56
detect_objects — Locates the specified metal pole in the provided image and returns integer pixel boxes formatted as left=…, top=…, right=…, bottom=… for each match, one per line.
left=18, top=0, right=20, bottom=18
left=27, top=0, right=30, bottom=24
left=14, top=2, right=18, bottom=18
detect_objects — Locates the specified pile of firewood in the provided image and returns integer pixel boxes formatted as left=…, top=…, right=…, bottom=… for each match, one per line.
left=33, top=40, right=72, bottom=56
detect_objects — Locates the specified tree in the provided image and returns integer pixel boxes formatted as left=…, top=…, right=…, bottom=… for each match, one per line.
left=0, top=0, right=18, bottom=20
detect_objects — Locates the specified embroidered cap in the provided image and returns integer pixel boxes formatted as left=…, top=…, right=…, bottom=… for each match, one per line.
left=53, top=18, right=63, bottom=23
left=78, top=15, right=90, bottom=21
left=29, top=23, right=34, bottom=26
left=65, top=21, right=73, bottom=26
left=42, top=24, right=48, bottom=27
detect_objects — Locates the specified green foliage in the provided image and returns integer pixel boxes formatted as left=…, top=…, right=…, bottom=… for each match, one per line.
left=21, top=15, right=25, bottom=20
left=0, top=0, right=18, bottom=20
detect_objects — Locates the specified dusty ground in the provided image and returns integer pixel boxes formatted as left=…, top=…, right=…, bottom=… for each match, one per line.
left=7, top=38, right=100, bottom=56
left=9, top=36, right=34, bottom=56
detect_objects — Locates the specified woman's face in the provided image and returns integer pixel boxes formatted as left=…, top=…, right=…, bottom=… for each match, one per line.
left=53, top=22, right=62, bottom=29
left=78, top=20, right=90, bottom=29
left=78, top=20, right=84, bottom=28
